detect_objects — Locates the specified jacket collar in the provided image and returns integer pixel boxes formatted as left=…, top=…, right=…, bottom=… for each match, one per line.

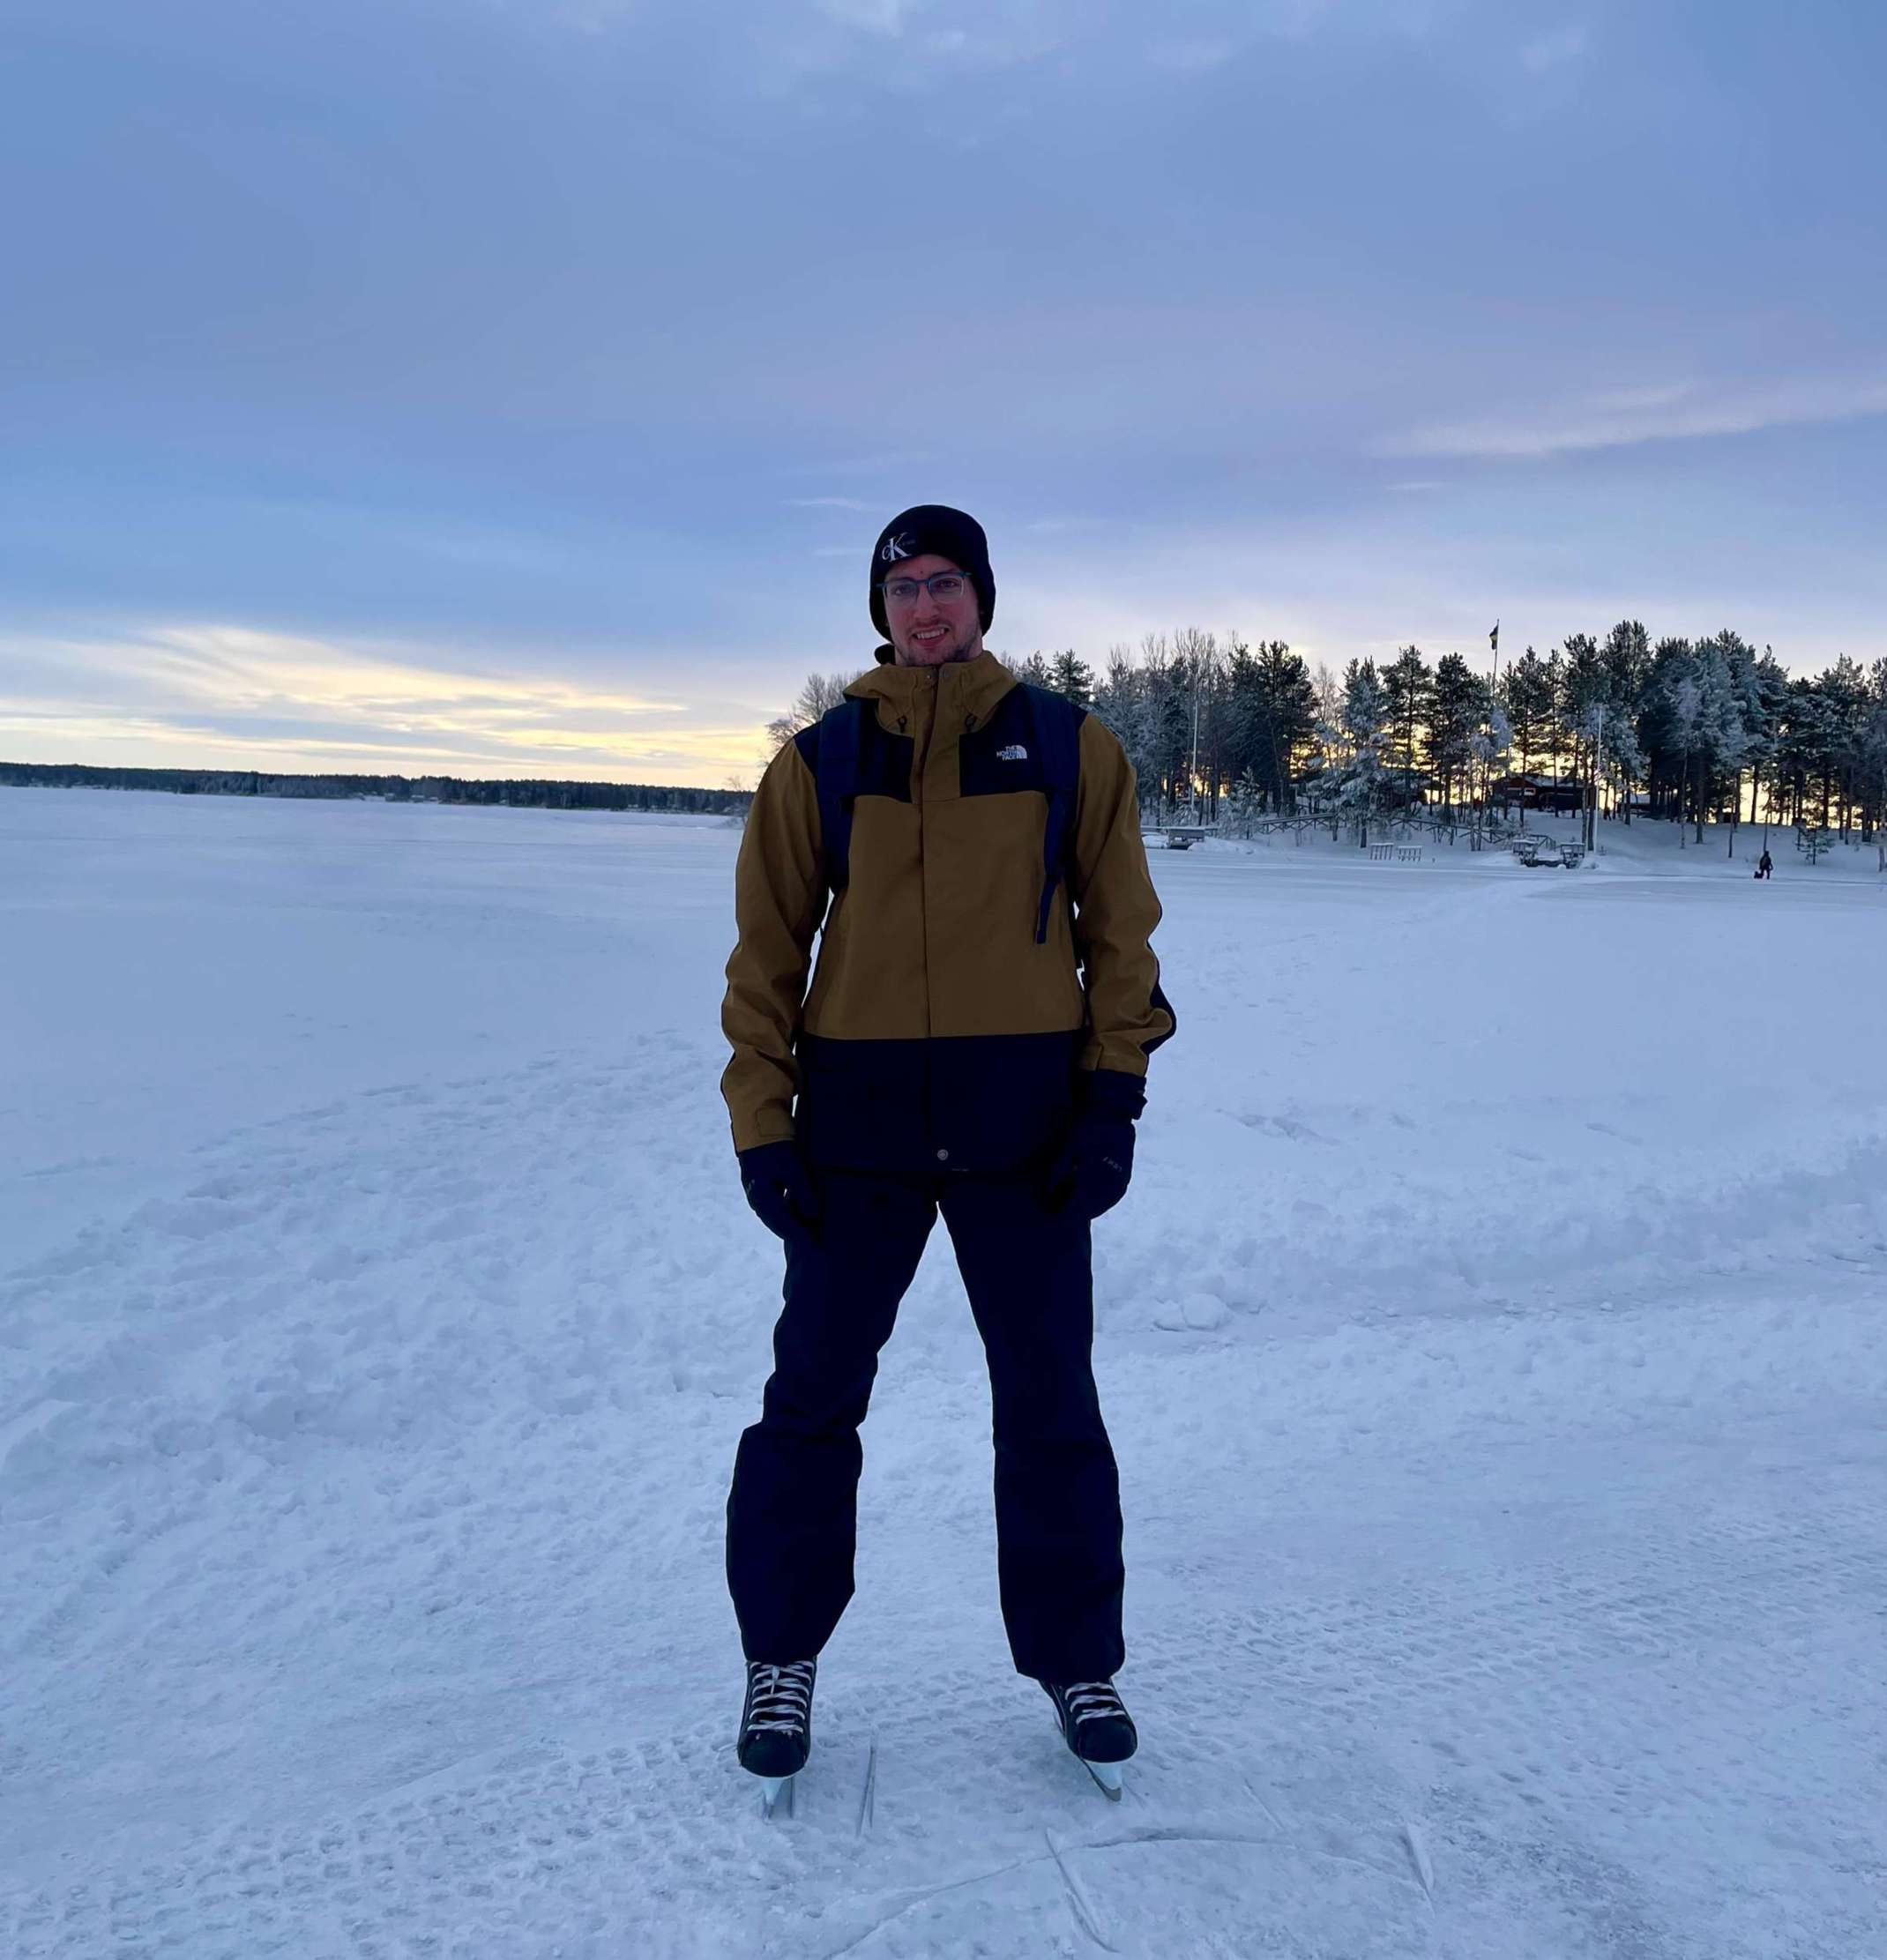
left=847, top=651, right=1019, bottom=727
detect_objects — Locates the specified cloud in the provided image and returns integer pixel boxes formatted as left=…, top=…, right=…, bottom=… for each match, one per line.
left=0, top=622, right=782, bottom=783
left=1152, top=39, right=1238, bottom=73
left=118, top=624, right=684, bottom=722
left=1379, top=372, right=1887, bottom=460
left=816, top=0, right=922, bottom=34
left=780, top=451, right=934, bottom=478
left=1520, top=24, right=1589, bottom=73
left=1247, top=0, right=1459, bottom=44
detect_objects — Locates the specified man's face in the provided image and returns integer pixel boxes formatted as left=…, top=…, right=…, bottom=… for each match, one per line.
left=882, top=553, right=984, bottom=667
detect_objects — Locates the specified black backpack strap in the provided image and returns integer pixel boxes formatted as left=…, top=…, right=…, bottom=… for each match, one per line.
left=816, top=697, right=867, bottom=892
left=1025, top=685, right=1084, bottom=944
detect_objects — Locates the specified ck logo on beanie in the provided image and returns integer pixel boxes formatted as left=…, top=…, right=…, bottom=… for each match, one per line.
left=880, top=533, right=915, bottom=564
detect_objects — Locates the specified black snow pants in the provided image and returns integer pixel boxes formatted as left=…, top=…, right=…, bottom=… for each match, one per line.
left=726, top=1167, right=1125, bottom=1684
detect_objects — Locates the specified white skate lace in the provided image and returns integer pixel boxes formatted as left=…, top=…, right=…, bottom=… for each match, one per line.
left=1060, top=1680, right=1126, bottom=1727
left=747, top=1661, right=815, bottom=1735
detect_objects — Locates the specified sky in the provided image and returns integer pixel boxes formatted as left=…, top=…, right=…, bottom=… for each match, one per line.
left=3, top=0, right=1883, bottom=787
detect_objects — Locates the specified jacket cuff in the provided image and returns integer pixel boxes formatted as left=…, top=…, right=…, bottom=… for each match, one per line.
left=1078, top=1067, right=1147, bottom=1123
left=731, top=1117, right=796, bottom=1155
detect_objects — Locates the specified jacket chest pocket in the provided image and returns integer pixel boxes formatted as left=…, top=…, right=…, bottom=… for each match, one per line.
left=957, top=719, right=1051, bottom=800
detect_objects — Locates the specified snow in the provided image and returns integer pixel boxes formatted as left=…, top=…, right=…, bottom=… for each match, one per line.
left=4, top=786, right=1884, bottom=1959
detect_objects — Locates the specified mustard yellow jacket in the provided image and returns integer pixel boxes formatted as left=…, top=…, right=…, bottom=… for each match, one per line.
left=720, top=652, right=1175, bottom=1173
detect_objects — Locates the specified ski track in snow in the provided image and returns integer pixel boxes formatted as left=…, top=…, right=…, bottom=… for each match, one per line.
left=3, top=791, right=1886, bottom=1958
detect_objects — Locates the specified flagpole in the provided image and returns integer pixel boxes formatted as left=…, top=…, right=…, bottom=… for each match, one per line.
left=1488, top=619, right=1500, bottom=832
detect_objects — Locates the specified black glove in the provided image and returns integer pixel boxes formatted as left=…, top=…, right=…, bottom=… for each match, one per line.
left=1043, top=1069, right=1145, bottom=1222
left=737, top=1139, right=822, bottom=1241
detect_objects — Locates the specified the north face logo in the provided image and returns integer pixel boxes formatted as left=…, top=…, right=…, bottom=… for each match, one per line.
left=879, top=532, right=914, bottom=563
left=997, top=743, right=1028, bottom=762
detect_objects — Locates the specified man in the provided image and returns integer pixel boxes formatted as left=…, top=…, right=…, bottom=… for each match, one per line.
left=719, top=503, right=1175, bottom=1805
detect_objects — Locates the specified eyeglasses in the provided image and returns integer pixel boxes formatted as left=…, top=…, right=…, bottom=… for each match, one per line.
left=879, top=570, right=970, bottom=608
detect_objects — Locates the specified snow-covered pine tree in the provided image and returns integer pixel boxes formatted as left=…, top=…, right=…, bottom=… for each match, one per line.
left=1339, top=658, right=1391, bottom=846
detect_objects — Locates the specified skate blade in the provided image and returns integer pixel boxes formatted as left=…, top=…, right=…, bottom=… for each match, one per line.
left=757, top=1775, right=795, bottom=1819
left=1051, top=1707, right=1128, bottom=1800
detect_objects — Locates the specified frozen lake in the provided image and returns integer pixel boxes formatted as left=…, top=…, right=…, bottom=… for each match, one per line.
left=4, top=786, right=1883, bottom=1958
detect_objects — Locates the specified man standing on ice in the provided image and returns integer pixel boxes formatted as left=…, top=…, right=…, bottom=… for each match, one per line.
left=719, top=504, right=1175, bottom=1807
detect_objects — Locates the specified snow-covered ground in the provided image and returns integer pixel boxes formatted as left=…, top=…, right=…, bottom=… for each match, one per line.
left=4, top=786, right=1883, bottom=1959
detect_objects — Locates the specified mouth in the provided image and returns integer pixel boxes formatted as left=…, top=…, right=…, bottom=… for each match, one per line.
left=911, top=626, right=950, bottom=645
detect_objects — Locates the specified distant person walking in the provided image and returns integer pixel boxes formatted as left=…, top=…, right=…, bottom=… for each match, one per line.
left=718, top=504, right=1175, bottom=1807
left=1757, top=847, right=1774, bottom=880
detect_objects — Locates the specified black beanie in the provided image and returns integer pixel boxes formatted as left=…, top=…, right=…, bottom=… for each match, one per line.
left=868, top=504, right=996, bottom=655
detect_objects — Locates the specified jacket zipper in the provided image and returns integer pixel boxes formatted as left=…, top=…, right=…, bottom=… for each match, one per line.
left=915, top=668, right=939, bottom=1040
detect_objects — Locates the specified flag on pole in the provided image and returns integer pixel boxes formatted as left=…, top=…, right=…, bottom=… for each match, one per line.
left=1489, top=621, right=1500, bottom=655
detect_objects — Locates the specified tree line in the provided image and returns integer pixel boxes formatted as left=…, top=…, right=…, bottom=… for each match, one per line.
left=0, top=762, right=744, bottom=815
left=1000, top=629, right=1887, bottom=850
